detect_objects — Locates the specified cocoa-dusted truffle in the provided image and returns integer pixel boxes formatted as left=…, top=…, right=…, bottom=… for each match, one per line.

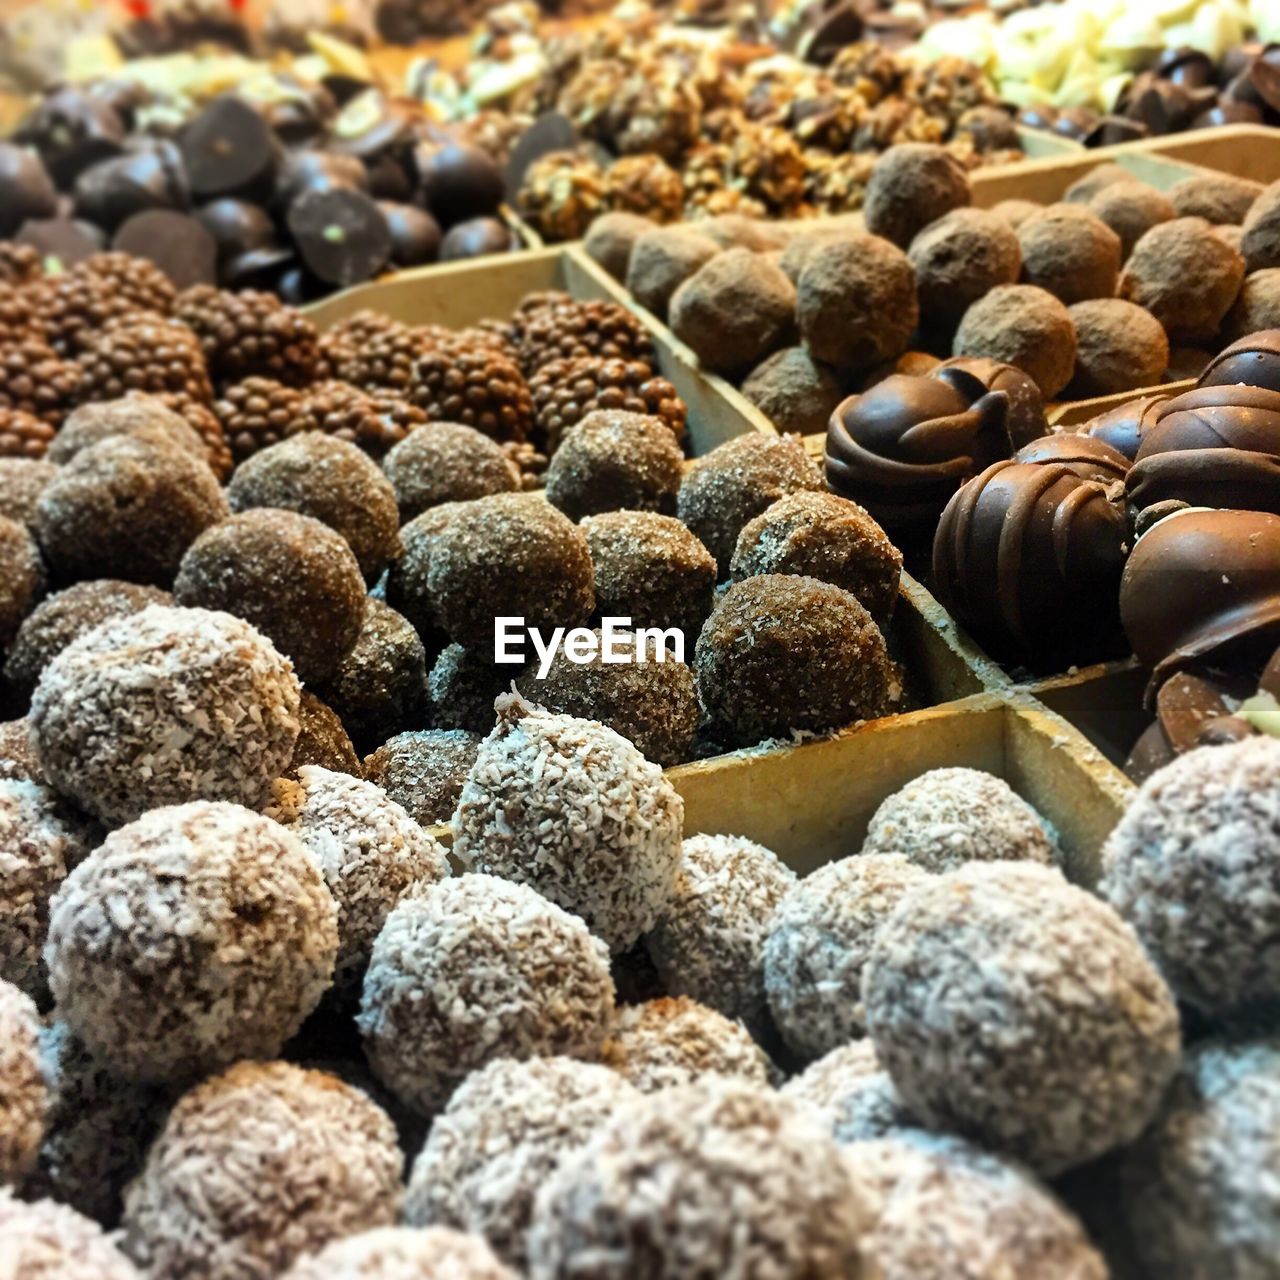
left=741, top=346, right=845, bottom=436
left=583, top=211, right=655, bottom=282
left=1067, top=298, right=1170, bottom=397
left=428, top=644, right=507, bottom=735
left=678, top=433, right=823, bottom=576
left=1018, top=204, right=1122, bottom=305
left=34, top=434, right=227, bottom=588
left=175, top=509, right=366, bottom=685
left=357, top=874, right=615, bottom=1115
left=0, top=458, right=57, bottom=527
left=1170, top=172, right=1264, bottom=225
left=990, top=198, right=1042, bottom=230
left=781, top=1039, right=915, bottom=1144
left=864, top=861, right=1181, bottom=1176
left=281, top=1228, right=516, bottom=1280
left=29, top=605, right=300, bottom=826
left=1062, top=164, right=1131, bottom=206
left=1088, top=181, right=1175, bottom=257
left=625, top=225, right=722, bottom=320
left=952, top=285, right=1078, bottom=398
left=227, top=432, right=400, bottom=583
left=290, top=691, right=361, bottom=778
left=363, top=729, right=480, bottom=828
left=46, top=801, right=336, bottom=1083
left=863, top=143, right=971, bottom=248
left=646, top=833, right=795, bottom=1032
left=1241, top=180, right=1280, bottom=273
left=1227, top=269, right=1280, bottom=340
left=0, top=516, right=43, bottom=649
left=0, top=1189, right=141, bottom=1278
left=0, top=977, right=45, bottom=1183
left=453, top=696, right=683, bottom=950
left=382, top=423, right=519, bottom=522
left=795, top=232, right=918, bottom=375
left=1120, top=217, right=1246, bottom=344
left=907, top=207, right=1021, bottom=325
left=527, top=1078, right=865, bottom=1279
left=47, top=395, right=207, bottom=466
left=121, top=1061, right=401, bottom=1278
left=668, top=248, right=796, bottom=380
left=763, top=854, right=928, bottom=1061
left=404, top=1056, right=636, bottom=1270
left=695, top=574, right=897, bottom=748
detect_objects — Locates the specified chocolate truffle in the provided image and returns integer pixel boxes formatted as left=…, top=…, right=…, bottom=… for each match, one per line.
left=384, top=501, right=466, bottom=642
left=382, top=423, right=520, bottom=522
left=48, top=396, right=207, bottom=466
left=29, top=605, right=300, bottom=826
left=1198, top=329, right=1280, bottom=393
left=1169, top=172, right=1264, bottom=225
left=1241, top=180, right=1280, bottom=272
left=863, top=143, right=971, bottom=248
left=1062, top=164, right=1131, bottom=205
left=0, top=719, right=42, bottom=784
left=1227, top=269, right=1280, bottom=340
left=625, top=226, right=721, bottom=320
left=952, top=285, right=1077, bottom=398
left=741, top=346, right=845, bottom=436
left=989, top=199, right=1041, bottom=230
left=1120, top=217, right=1246, bottom=344
left=678, top=433, right=824, bottom=575
left=865, top=861, right=1181, bottom=1175
left=281, top=1227, right=515, bottom=1280
left=781, top=1039, right=916, bottom=1144
left=935, top=357, right=1051, bottom=447
left=1078, top=393, right=1166, bottom=461
left=0, top=1189, right=141, bottom=1278
left=228, top=433, right=400, bottom=583
left=0, top=144, right=57, bottom=236
left=669, top=249, right=796, bottom=381
left=1017, top=204, right=1122, bottom=305
left=440, top=217, right=515, bottom=261
left=0, top=517, right=43, bottom=649
left=428, top=644, right=506, bottom=735
left=1087, top=181, right=1175, bottom=258
left=121, top=1061, right=401, bottom=1278
left=907, top=207, right=1021, bottom=325
left=795, top=232, right=918, bottom=375
left=362, top=728, right=480, bottom=828
left=0, top=458, right=57, bottom=528
left=1013, top=433, right=1131, bottom=484
left=1067, top=298, right=1170, bottom=397
left=404, top=1056, right=635, bottom=1270
left=730, top=491, right=902, bottom=625
left=584, top=211, right=656, bottom=282
left=0, top=977, right=45, bottom=1183
left=287, top=187, right=392, bottom=286
left=46, top=801, right=336, bottom=1083
left=357, top=874, right=615, bottom=1115
left=288, top=690, right=361, bottom=777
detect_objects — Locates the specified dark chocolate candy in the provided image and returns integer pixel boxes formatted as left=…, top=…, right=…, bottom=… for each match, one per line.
left=1157, top=48, right=1215, bottom=89
left=286, top=186, right=391, bottom=285
left=934, top=357, right=1047, bottom=448
left=0, top=144, right=58, bottom=237
left=222, top=245, right=297, bottom=290
left=329, top=92, right=415, bottom=160
left=196, top=198, right=280, bottom=263
left=416, top=142, right=504, bottom=227
left=71, top=141, right=188, bottom=231
left=276, top=150, right=368, bottom=209
left=1198, top=331, right=1280, bottom=394
left=112, top=209, right=219, bottom=288
left=364, top=154, right=414, bottom=202
left=504, top=112, right=578, bottom=203
left=1123, top=668, right=1249, bottom=782
left=1079, top=393, right=1168, bottom=461
left=379, top=201, right=441, bottom=266
left=794, top=1, right=864, bottom=65
left=181, top=95, right=281, bottom=203
left=1193, top=101, right=1265, bottom=128
left=439, top=216, right=515, bottom=260
left=16, top=217, right=105, bottom=271
left=1249, top=44, right=1280, bottom=113
left=1014, top=432, right=1131, bottom=483
left=15, top=87, right=126, bottom=187
left=1084, top=116, right=1149, bottom=147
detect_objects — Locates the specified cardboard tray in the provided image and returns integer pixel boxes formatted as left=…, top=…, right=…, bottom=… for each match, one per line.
left=1119, top=123, right=1280, bottom=186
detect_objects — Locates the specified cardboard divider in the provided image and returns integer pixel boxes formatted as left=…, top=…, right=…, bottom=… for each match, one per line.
left=1115, top=123, right=1280, bottom=186
left=1018, top=661, right=1150, bottom=770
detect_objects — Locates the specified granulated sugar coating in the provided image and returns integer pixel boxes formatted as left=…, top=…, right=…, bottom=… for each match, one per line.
left=1121, top=1038, right=1280, bottom=1278
left=453, top=697, right=684, bottom=952
left=861, top=768, right=1059, bottom=874
left=0, top=777, right=98, bottom=999
left=48, top=396, right=207, bottom=466
left=0, top=458, right=58, bottom=527
left=405, top=1056, right=637, bottom=1269
left=0, top=1188, right=142, bottom=1278
left=695, top=574, right=898, bottom=749
left=864, top=862, right=1181, bottom=1176
left=429, top=644, right=509, bottom=736
left=645, top=833, right=796, bottom=1031
left=384, top=501, right=468, bottom=642
left=764, top=853, right=930, bottom=1060
left=280, top=1227, right=517, bottom=1280
left=1102, top=737, right=1280, bottom=1018
left=781, top=1039, right=917, bottom=1145
left=357, top=874, right=615, bottom=1115
left=269, top=765, right=449, bottom=997
left=33, top=434, right=228, bottom=587
left=121, top=1060, right=402, bottom=1280
left=0, top=977, right=45, bottom=1183
left=363, top=729, right=481, bottom=827
left=0, top=514, right=43, bottom=648
left=290, top=690, right=362, bottom=778
left=843, top=1130, right=1107, bottom=1280
left=677, top=433, right=824, bottom=574
left=600, top=995, right=773, bottom=1093
left=526, top=1078, right=867, bottom=1280
left=29, top=605, right=301, bottom=826
left=174, top=508, right=367, bottom=686
left=382, top=422, right=521, bottom=522
left=426, top=493, right=595, bottom=648
left=45, top=800, right=338, bottom=1084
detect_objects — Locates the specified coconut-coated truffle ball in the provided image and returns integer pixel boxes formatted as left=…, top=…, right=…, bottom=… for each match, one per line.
left=527, top=1078, right=866, bottom=1280
left=796, top=232, right=918, bottom=375
left=357, top=874, right=615, bottom=1115
left=1242, top=180, right=1280, bottom=273
left=695, top=574, right=897, bottom=748
left=763, top=854, right=929, bottom=1061
left=600, top=995, right=772, bottom=1093
left=45, top=800, right=337, bottom=1083
left=34, top=435, right=227, bottom=588
left=290, top=690, right=362, bottom=777
left=30, top=604, right=301, bottom=825
left=0, top=1188, right=142, bottom=1278
left=669, top=248, right=796, bottom=381
left=677, top=433, right=823, bottom=576
left=584, top=211, right=656, bottom=281
left=281, top=1227, right=517, bottom=1280
left=0, top=458, right=57, bottom=527
left=0, top=718, right=41, bottom=783
left=626, top=225, right=722, bottom=319
left=646, top=833, right=795, bottom=1031
left=1102, top=737, right=1280, bottom=1018
left=907, top=208, right=1022, bottom=325
left=0, top=977, right=45, bottom=1183
left=1120, top=217, right=1247, bottom=344
left=382, top=422, right=520, bottom=523
left=4, top=579, right=171, bottom=704
left=175, top=508, right=367, bottom=685
left=581, top=510, right=717, bottom=639
left=730, top=490, right=903, bottom=626
left=781, top=1039, right=916, bottom=1144
left=864, top=861, right=1182, bottom=1176
left=404, top=1056, right=637, bottom=1269
left=453, top=696, right=683, bottom=951
left=1121, top=1038, right=1280, bottom=1279
left=863, top=143, right=971, bottom=248
left=953, top=284, right=1078, bottom=398
left=1017, top=204, right=1122, bottom=304
left=1088, top=181, right=1175, bottom=258
left=1170, top=173, right=1264, bottom=225
left=121, top=1060, right=402, bottom=1279
left=428, top=643, right=506, bottom=735
left=545, top=410, right=684, bottom=521
left=363, top=728, right=480, bottom=828
left=1067, top=298, right=1170, bottom=397
left=862, top=768, right=1058, bottom=873
left=227, top=432, right=401, bottom=583
left=741, top=346, right=845, bottom=436
left=48, top=396, right=207, bottom=467
left=0, top=516, right=43, bottom=649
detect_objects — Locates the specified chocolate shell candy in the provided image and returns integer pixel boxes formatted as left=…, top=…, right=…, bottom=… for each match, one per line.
left=275, top=150, right=369, bottom=208
left=415, top=142, right=504, bottom=227
left=181, top=95, right=281, bottom=204
left=196, top=198, right=280, bottom=264
left=16, top=217, right=106, bottom=271
left=113, top=209, right=219, bottom=288
left=1078, top=394, right=1168, bottom=462
left=440, top=217, right=515, bottom=260
left=72, top=141, right=188, bottom=231
left=287, top=187, right=391, bottom=286
left=1198, top=329, right=1280, bottom=394
left=15, top=87, right=126, bottom=187
left=933, top=356, right=1047, bottom=447
left=0, top=144, right=58, bottom=237
left=1014, top=433, right=1131, bottom=483
left=379, top=201, right=441, bottom=266
left=932, top=459, right=1129, bottom=672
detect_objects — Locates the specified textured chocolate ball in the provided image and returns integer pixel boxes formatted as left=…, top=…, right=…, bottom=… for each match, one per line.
left=382, top=422, right=520, bottom=522
left=952, top=285, right=1078, bottom=399
left=1087, top=181, right=1176, bottom=258
left=625, top=226, right=721, bottom=319
left=1169, top=173, right=1264, bottom=225
left=0, top=718, right=42, bottom=784
left=1067, top=298, right=1170, bottom=397
left=584, top=211, right=656, bottom=282
left=0, top=1189, right=141, bottom=1278
left=384, top=501, right=467, bottom=643
left=280, top=1227, right=515, bottom=1280
left=1227, top=269, right=1280, bottom=340
left=0, top=458, right=57, bottom=529
left=175, top=509, right=366, bottom=685
left=428, top=644, right=506, bottom=735
left=1241, top=180, right=1280, bottom=273
left=907, top=207, right=1022, bottom=325
left=863, top=143, right=971, bottom=248
left=741, top=347, right=845, bottom=436
left=363, top=728, right=480, bottom=828
left=0, top=516, right=43, bottom=649
left=1017, top=204, right=1122, bottom=305
left=48, top=396, right=208, bottom=466
left=781, top=1039, right=915, bottom=1145
left=290, top=690, right=361, bottom=778
left=0, top=977, right=45, bottom=1183
left=989, top=198, right=1041, bottom=230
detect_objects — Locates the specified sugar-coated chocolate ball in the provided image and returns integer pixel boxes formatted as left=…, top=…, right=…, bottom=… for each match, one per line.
left=385, top=501, right=467, bottom=643
left=625, top=226, right=721, bottom=319
left=781, top=1039, right=916, bottom=1144
left=0, top=516, right=43, bottom=649
left=48, top=397, right=207, bottom=467
left=290, top=690, right=361, bottom=778
left=1088, top=181, right=1175, bottom=257
left=0, top=1188, right=142, bottom=1278
left=1242, top=180, right=1280, bottom=273
left=863, top=143, right=971, bottom=248
left=1067, top=298, right=1170, bottom=397
left=908, top=207, right=1021, bottom=325
left=280, top=1227, right=516, bottom=1280
left=952, top=285, right=1077, bottom=398
left=741, top=346, right=845, bottom=436
left=363, top=728, right=480, bottom=828
left=428, top=643, right=506, bottom=735
left=0, top=977, right=45, bottom=1184
left=0, top=458, right=58, bottom=528
left=1170, top=172, right=1263, bottom=225
left=584, top=211, right=657, bottom=282
left=382, top=422, right=520, bottom=522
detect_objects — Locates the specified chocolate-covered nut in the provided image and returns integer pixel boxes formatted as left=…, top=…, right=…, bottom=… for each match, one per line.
left=196, top=198, right=279, bottom=263
left=1078, top=394, right=1168, bottom=461
left=504, top=111, right=579, bottom=203
left=71, top=141, right=187, bottom=231
left=15, top=217, right=105, bottom=271
left=1199, top=330, right=1280, bottom=393
left=415, top=142, right=504, bottom=226
left=286, top=187, right=391, bottom=286
left=378, top=201, right=441, bottom=266
left=440, top=216, right=515, bottom=260
left=276, top=150, right=368, bottom=208
left=15, top=87, right=126, bottom=187
left=181, top=95, right=280, bottom=204
left=1124, top=77, right=1198, bottom=135
left=1014, top=433, right=1131, bottom=484
left=112, top=209, right=219, bottom=289
left=1156, top=48, right=1215, bottom=89
left=0, top=144, right=58, bottom=237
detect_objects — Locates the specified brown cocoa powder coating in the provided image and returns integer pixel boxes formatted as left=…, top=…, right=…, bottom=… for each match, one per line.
left=741, top=347, right=845, bottom=437
left=1227, top=271, right=1280, bottom=342
left=1169, top=173, right=1265, bottom=226
left=1067, top=299, right=1170, bottom=398
left=1241, top=180, right=1280, bottom=274
left=952, top=285, right=1077, bottom=399
left=862, top=143, right=971, bottom=248
left=907, top=207, right=1022, bottom=325
left=626, top=227, right=722, bottom=320
left=1087, top=182, right=1175, bottom=258
left=1017, top=204, right=1122, bottom=305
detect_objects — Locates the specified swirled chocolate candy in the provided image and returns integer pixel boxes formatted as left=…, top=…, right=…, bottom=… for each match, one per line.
left=1198, top=330, right=1280, bottom=394
left=934, top=356, right=1047, bottom=447
left=932, top=459, right=1128, bottom=672
left=1078, top=394, right=1168, bottom=461
left=1015, top=433, right=1131, bottom=484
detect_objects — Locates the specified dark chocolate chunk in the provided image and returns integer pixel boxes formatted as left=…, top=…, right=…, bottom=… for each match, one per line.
left=0, top=144, right=58, bottom=237
left=15, top=87, right=126, bottom=187
left=71, top=141, right=188, bottom=231
left=181, top=95, right=280, bottom=203
left=112, top=209, right=219, bottom=289
left=286, top=186, right=391, bottom=286
left=196, top=198, right=280, bottom=263
left=378, top=201, right=441, bottom=266
left=439, top=216, right=515, bottom=260
left=416, top=142, right=504, bottom=226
